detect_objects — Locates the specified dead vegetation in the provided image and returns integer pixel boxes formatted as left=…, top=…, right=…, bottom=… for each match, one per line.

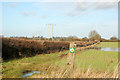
left=30, top=64, right=118, bottom=78
left=2, top=38, right=69, bottom=60
left=2, top=38, right=100, bottom=60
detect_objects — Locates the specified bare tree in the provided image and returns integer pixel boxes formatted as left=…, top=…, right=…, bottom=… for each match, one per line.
left=89, top=30, right=101, bottom=41
left=110, top=36, right=118, bottom=41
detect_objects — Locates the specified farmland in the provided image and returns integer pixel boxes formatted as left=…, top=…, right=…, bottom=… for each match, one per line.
left=1, top=1, right=119, bottom=79
left=97, top=42, right=119, bottom=47
left=2, top=42, right=119, bottom=78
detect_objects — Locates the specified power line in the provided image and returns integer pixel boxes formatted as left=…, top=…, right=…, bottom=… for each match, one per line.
left=46, top=23, right=56, bottom=40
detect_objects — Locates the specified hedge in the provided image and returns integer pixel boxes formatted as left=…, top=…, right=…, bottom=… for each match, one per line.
left=2, top=38, right=69, bottom=60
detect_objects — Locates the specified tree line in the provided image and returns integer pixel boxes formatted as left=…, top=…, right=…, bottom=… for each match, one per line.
left=5, top=30, right=119, bottom=42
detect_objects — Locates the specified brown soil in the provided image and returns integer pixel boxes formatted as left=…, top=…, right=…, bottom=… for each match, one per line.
left=59, top=54, right=67, bottom=58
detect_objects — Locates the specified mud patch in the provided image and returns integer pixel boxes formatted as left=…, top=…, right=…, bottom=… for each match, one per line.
left=59, top=54, right=67, bottom=58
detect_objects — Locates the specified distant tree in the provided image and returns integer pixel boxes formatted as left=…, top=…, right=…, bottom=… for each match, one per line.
left=38, top=36, right=40, bottom=38
left=67, top=35, right=78, bottom=41
left=40, top=36, right=45, bottom=40
left=74, top=38, right=82, bottom=41
left=67, top=35, right=78, bottom=38
left=67, top=36, right=73, bottom=41
left=49, top=38, right=52, bottom=41
left=60, top=38, right=64, bottom=41
left=89, top=30, right=101, bottom=41
left=82, top=37, right=88, bottom=41
left=100, top=38, right=107, bottom=42
left=110, top=36, right=118, bottom=41
left=32, top=36, right=35, bottom=39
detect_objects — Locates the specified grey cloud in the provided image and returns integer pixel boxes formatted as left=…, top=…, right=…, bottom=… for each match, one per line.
left=93, top=2, right=117, bottom=10
left=75, top=2, right=90, bottom=11
left=67, top=2, right=117, bottom=17
left=22, top=12, right=29, bottom=16
left=8, top=3, right=19, bottom=8
left=75, top=2, right=117, bottom=11
left=41, top=15, right=48, bottom=19
left=21, top=11, right=36, bottom=16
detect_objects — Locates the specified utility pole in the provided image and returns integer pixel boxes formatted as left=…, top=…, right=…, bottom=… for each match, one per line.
left=48, top=24, right=49, bottom=40
left=52, top=24, right=56, bottom=41
left=46, top=23, right=56, bottom=40
left=52, top=24, right=53, bottom=41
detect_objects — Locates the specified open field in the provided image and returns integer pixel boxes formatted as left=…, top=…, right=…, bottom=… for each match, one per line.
left=2, top=42, right=119, bottom=78
left=97, top=42, right=119, bottom=47
left=2, top=1, right=119, bottom=79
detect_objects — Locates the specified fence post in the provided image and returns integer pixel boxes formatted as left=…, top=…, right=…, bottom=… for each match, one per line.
left=66, top=42, right=76, bottom=77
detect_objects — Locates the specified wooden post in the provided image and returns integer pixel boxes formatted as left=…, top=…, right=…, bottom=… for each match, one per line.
left=65, top=42, right=76, bottom=77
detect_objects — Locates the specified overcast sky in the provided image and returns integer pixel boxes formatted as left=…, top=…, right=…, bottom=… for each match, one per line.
left=1, top=0, right=119, bottom=39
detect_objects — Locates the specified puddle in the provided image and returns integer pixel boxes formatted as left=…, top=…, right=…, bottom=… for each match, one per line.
left=94, top=47, right=120, bottom=52
left=22, top=70, right=40, bottom=78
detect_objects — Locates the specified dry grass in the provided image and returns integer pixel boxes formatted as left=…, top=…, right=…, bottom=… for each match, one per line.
left=30, top=64, right=118, bottom=78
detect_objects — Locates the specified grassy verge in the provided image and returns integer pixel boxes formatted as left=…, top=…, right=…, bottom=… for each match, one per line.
left=75, top=49, right=118, bottom=72
left=97, top=42, right=119, bottom=47
left=2, top=42, right=118, bottom=78
left=2, top=50, right=69, bottom=78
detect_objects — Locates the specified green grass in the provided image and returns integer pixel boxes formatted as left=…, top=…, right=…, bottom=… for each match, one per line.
left=2, top=51, right=69, bottom=78
left=2, top=42, right=118, bottom=78
left=97, top=42, right=119, bottom=47
left=75, top=49, right=118, bottom=72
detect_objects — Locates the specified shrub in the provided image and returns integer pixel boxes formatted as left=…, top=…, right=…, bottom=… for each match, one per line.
left=2, top=38, right=69, bottom=60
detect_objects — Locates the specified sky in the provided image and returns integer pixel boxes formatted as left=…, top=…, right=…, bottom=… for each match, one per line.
left=1, top=0, right=119, bottom=39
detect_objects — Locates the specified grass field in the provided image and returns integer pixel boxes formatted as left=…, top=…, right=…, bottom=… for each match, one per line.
left=97, top=42, right=119, bottom=47
left=2, top=42, right=119, bottom=78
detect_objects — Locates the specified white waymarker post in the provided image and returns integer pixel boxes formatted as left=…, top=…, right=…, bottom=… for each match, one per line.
left=66, top=42, right=76, bottom=77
